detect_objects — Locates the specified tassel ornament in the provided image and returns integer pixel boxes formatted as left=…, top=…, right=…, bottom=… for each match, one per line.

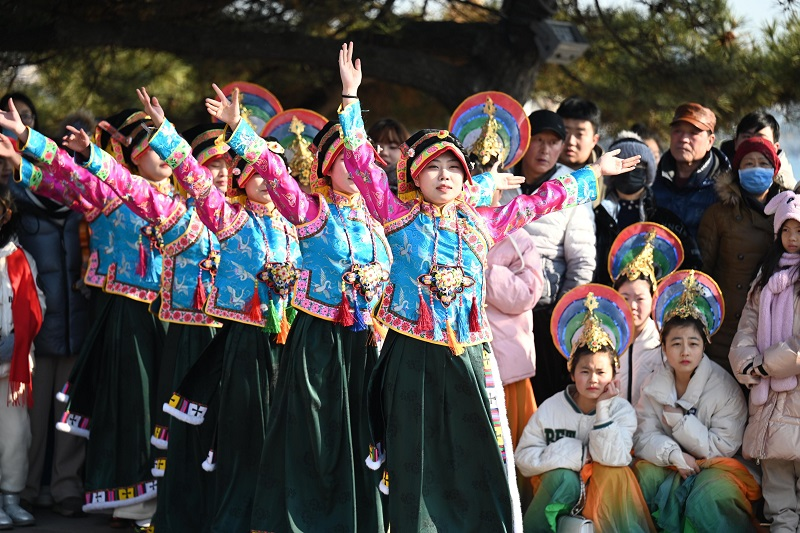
left=193, top=273, right=207, bottom=311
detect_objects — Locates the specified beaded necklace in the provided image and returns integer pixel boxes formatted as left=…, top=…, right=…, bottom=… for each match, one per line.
left=332, top=197, right=389, bottom=328
left=253, top=204, right=297, bottom=298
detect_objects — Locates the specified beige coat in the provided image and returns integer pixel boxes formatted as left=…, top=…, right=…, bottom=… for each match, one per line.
left=634, top=356, right=747, bottom=470
left=729, top=286, right=800, bottom=462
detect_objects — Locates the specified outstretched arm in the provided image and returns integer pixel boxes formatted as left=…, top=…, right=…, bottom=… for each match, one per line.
left=338, top=42, right=410, bottom=223
left=205, top=83, right=320, bottom=225
left=62, top=116, right=184, bottom=226
left=475, top=149, right=640, bottom=242
left=0, top=133, right=96, bottom=215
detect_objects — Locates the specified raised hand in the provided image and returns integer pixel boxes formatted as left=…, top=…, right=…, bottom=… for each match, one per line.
left=62, top=125, right=92, bottom=158
left=136, top=87, right=166, bottom=128
left=205, top=84, right=240, bottom=128
left=338, top=41, right=362, bottom=99
left=0, top=98, right=28, bottom=144
left=595, top=148, right=641, bottom=177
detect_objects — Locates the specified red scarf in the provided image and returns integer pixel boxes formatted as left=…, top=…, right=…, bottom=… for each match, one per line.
left=7, top=247, right=43, bottom=406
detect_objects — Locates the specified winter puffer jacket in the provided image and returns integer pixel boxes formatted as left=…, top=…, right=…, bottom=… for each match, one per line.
left=593, top=188, right=702, bottom=286
left=729, top=286, right=800, bottom=462
left=515, top=387, right=637, bottom=477
left=697, top=170, right=779, bottom=372
left=10, top=182, right=89, bottom=358
left=634, top=356, right=747, bottom=469
left=652, top=147, right=730, bottom=238
left=500, top=162, right=596, bottom=308
left=485, top=230, right=543, bottom=385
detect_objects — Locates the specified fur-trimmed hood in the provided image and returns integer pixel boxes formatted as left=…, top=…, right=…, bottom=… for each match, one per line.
left=714, top=168, right=745, bottom=208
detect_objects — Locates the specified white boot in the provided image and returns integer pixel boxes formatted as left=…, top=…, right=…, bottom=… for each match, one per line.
left=1, top=493, right=34, bottom=526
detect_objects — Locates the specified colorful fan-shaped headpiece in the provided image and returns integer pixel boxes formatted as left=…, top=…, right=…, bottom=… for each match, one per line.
left=608, top=222, right=684, bottom=288
left=263, top=109, right=328, bottom=188
left=653, top=270, right=724, bottom=341
left=551, top=284, right=634, bottom=368
left=449, top=91, right=530, bottom=170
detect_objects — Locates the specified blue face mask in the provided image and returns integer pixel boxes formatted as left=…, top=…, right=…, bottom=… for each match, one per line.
left=738, top=167, right=774, bottom=195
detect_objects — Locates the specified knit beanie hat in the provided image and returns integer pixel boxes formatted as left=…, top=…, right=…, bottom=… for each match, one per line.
left=732, top=137, right=780, bottom=177
left=765, top=190, right=800, bottom=235
left=608, top=131, right=656, bottom=187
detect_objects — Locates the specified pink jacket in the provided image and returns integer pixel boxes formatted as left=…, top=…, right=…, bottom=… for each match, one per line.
left=485, top=230, right=544, bottom=385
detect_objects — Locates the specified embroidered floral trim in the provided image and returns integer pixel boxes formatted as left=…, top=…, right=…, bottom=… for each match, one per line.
left=292, top=269, right=373, bottom=324
left=104, top=264, right=159, bottom=303
left=101, top=196, right=124, bottom=217
left=84, top=251, right=105, bottom=288
left=204, top=286, right=266, bottom=327
left=216, top=208, right=250, bottom=242
left=158, top=254, right=220, bottom=326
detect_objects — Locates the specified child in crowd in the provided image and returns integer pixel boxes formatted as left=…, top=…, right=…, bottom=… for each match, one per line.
left=609, top=222, right=684, bottom=405
left=515, top=285, right=654, bottom=533
left=730, top=190, right=800, bottom=531
left=337, top=42, right=639, bottom=531
left=0, top=184, right=44, bottom=528
left=634, top=270, right=760, bottom=532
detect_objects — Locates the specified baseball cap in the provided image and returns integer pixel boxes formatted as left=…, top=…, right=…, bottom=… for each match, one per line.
left=528, top=110, right=566, bottom=140
left=670, top=103, right=716, bottom=133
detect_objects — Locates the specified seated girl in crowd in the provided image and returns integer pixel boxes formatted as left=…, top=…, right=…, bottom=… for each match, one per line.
left=634, top=270, right=761, bottom=532
left=609, top=222, right=684, bottom=405
left=515, top=284, right=655, bottom=533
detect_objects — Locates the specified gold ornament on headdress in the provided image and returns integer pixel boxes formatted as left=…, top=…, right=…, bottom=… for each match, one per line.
left=664, top=270, right=710, bottom=337
left=469, top=97, right=507, bottom=166
left=288, top=116, right=314, bottom=187
left=618, top=229, right=658, bottom=286
left=573, top=293, right=614, bottom=355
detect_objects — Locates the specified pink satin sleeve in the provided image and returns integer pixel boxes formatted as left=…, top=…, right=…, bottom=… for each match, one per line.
left=172, top=151, right=243, bottom=235
left=343, top=143, right=411, bottom=224
left=250, top=149, right=320, bottom=225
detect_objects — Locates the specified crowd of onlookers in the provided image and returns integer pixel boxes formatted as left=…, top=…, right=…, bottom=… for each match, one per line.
left=0, top=84, right=797, bottom=532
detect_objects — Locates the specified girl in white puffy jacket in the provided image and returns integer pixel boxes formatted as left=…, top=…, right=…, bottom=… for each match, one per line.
left=730, top=189, right=800, bottom=532
left=514, top=285, right=654, bottom=533
left=634, top=270, right=759, bottom=533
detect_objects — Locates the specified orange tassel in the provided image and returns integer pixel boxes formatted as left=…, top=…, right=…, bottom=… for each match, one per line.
left=245, top=283, right=263, bottom=323
left=417, top=290, right=434, bottom=332
left=469, top=296, right=481, bottom=332
left=446, top=321, right=464, bottom=356
left=276, top=313, right=291, bottom=345
left=336, top=290, right=355, bottom=327
left=193, top=273, right=207, bottom=311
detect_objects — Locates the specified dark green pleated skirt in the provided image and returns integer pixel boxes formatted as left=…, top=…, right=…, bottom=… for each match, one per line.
left=249, top=310, right=385, bottom=533
left=168, top=320, right=279, bottom=533
left=150, top=322, right=215, bottom=533
left=367, top=331, right=513, bottom=533
left=59, top=294, right=166, bottom=513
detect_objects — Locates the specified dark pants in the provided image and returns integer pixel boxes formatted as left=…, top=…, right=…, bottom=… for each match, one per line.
left=531, top=305, right=571, bottom=406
